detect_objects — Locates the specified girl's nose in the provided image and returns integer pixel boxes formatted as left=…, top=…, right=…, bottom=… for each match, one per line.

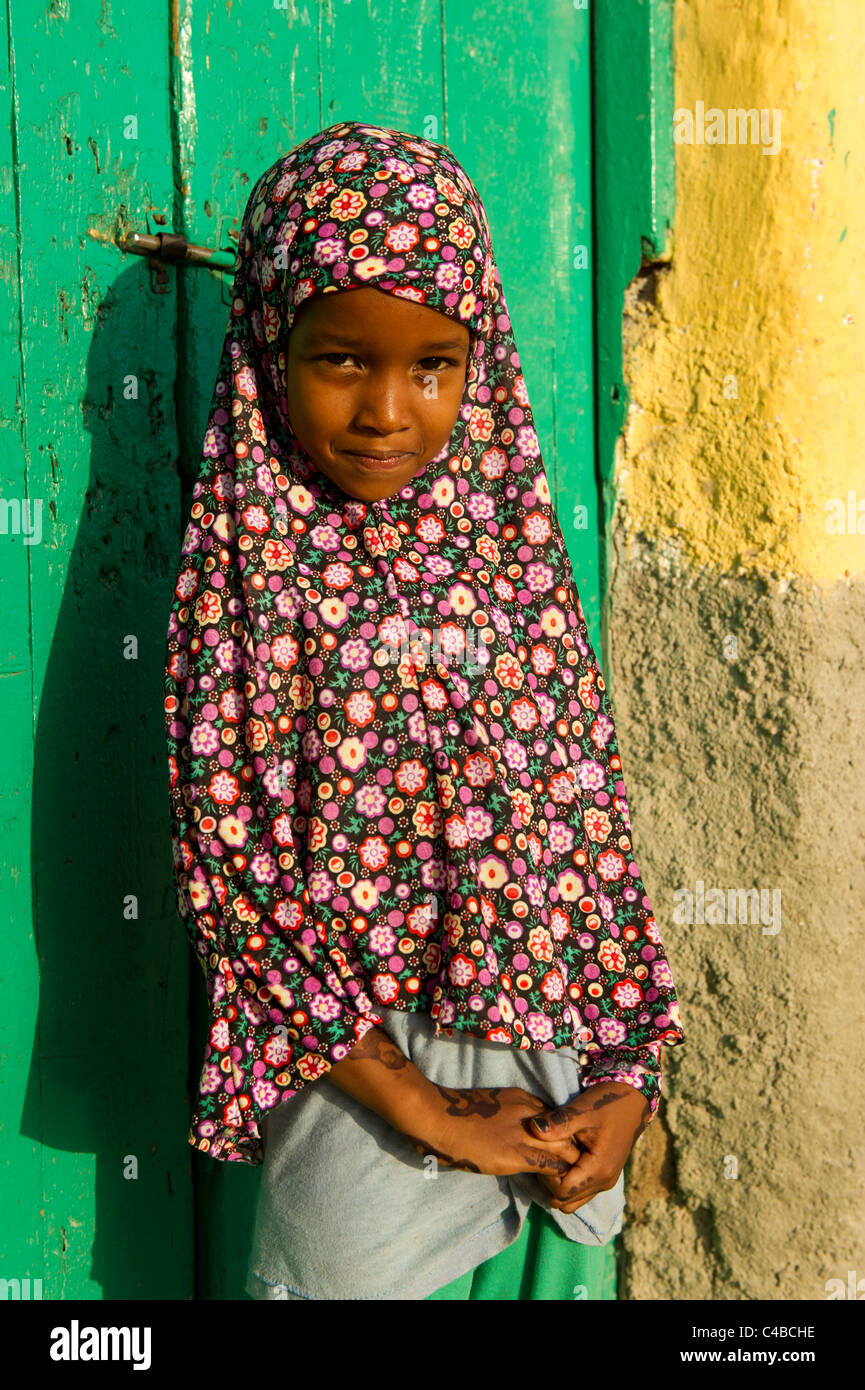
left=351, top=371, right=412, bottom=435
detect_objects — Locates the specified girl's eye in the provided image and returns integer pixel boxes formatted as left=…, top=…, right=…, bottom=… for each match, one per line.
left=315, top=353, right=459, bottom=370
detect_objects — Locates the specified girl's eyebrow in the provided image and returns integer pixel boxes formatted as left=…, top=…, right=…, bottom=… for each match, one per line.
left=308, top=328, right=468, bottom=352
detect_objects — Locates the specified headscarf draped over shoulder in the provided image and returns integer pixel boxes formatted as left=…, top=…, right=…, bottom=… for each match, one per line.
left=164, top=121, right=685, bottom=1164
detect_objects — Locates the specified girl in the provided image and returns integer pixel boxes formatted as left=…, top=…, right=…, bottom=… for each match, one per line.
left=164, top=121, right=686, bottom=1301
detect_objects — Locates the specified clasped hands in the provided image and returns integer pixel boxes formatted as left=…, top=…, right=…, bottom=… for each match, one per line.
left=527, top=1081, right=652, bottom=1214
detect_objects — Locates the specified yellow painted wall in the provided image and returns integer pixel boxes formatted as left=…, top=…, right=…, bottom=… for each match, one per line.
left=619, top=0, right=864, bottom=583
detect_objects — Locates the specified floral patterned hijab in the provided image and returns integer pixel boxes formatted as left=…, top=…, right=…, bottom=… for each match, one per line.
left=164, top=120, right=685, bottom=1165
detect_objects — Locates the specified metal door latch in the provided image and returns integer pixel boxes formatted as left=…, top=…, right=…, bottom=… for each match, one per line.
left=119, top=230, right=239, bottom=294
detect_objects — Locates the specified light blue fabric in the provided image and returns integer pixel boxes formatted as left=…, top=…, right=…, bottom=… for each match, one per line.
left=245, top=1005, right=625, bottom=1301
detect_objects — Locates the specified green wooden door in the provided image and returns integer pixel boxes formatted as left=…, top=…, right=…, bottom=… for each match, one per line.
left=1, top=0, right=668, bottom=1302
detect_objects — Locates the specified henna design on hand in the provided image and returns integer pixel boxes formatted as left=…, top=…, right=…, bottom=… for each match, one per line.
left=432, top=1084, right=503, bottom=1117
left=349, top=1027, right=409, bottom=1071
left=404, top=1133, right=482, bottom=1173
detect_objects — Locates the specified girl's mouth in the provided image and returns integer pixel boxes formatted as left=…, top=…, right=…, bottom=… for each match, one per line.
left=342, top=450, right=414, bottom=472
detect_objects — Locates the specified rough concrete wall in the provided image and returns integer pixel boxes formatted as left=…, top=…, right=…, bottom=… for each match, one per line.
left=612, top=0, right=865, bottom=1299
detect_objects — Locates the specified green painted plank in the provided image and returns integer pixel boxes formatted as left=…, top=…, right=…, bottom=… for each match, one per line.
left=592, top=0, right=675, bottom=642
left=443, top=1, right=600, bottom=645
left=5, top=1, right=194, bottom=1298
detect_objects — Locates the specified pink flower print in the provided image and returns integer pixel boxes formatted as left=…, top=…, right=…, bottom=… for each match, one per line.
left=595, top=1017, right=627, bottom=1047
left=355, top=784, right=387, bottom=818
left=540, top=970, right=565, bottom=1002
left=208, top=771, right=240, bottom=805
left=590, top=712, right=615, bottom=749
left=200, top=1063, right=223, bottom=1095
left=395, top=759, right=429, bottom=795
left=502, top=740, right=527, bottom=771
left=548, top=821, right=576, bottom=855
left=509, top=697, right=540, bottom=733
left=480, top=446, right=508, bottom=480
left=250, top=850, right=279, bottom=886
left=309, top=991, right=343, bottom=1023
left=464, top=752, right=496, bottom=789
left=527, top=927, right=554, bottom=962
left=190, top=721, right=219, bottom=757
left=419, top=676, right=448, bottom=711
left=406, top=181, right=437, bottom=210
left=368, top=923, right=396, bottom=957
left=339, top=636, right=372, bottom=672
left=251, top=1078, right=280, bottom=1110
left=209, top=1018, right=230, bottom=1051
left=358, top=835, right=390, bottom=871
left=344, top=689, right=376, bottom=728
left=651, top=959, right=674, bottom=990
left=384, top=221, right=420, bottom=253
left=521, top=511, right=553, bottom=545
left=216, top=638, right=242, bottom=675
left=468, top=407, right=494, bottom=442
left=596, top=849, right=626, bottom=883
left=204, top=424, right=229, bottom=459
left=465, top=804, right=494, bottom=839
left=448, top=953, right=477, bottom=987
left=530, top=644, right=556, bottom=676
left=383, top=156, right=414, bottom=181
left=598, top=940, right=626, bottom=972
left=371, top=972, right=400, bottom=1005
left=516, top=425, right=540, bottom=458
left=272, top=633, right=300, bottom=671
left=309, top=524, right=341, bottom=553
left=263, top=1033, right=293, bottom=1067
left=645, top=919, right=663, bottom=947
left=576, top=757, right=605, bottom=793
left=548, top=771, right=577, bottom=805
left=314, top=236, right=346, bottom=266
left=526, top=1012, right=555, bottom=1043
left=612, top=979, right=644, bottom=1009
left=524, top=562, right=556, bottom=594
left=306, top=871, right=333, bottom=905
left=434, top=261, right=462, bottom=292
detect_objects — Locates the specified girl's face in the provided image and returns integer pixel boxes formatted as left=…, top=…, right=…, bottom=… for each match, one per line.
left=284, top=286, right=472, bottom=502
